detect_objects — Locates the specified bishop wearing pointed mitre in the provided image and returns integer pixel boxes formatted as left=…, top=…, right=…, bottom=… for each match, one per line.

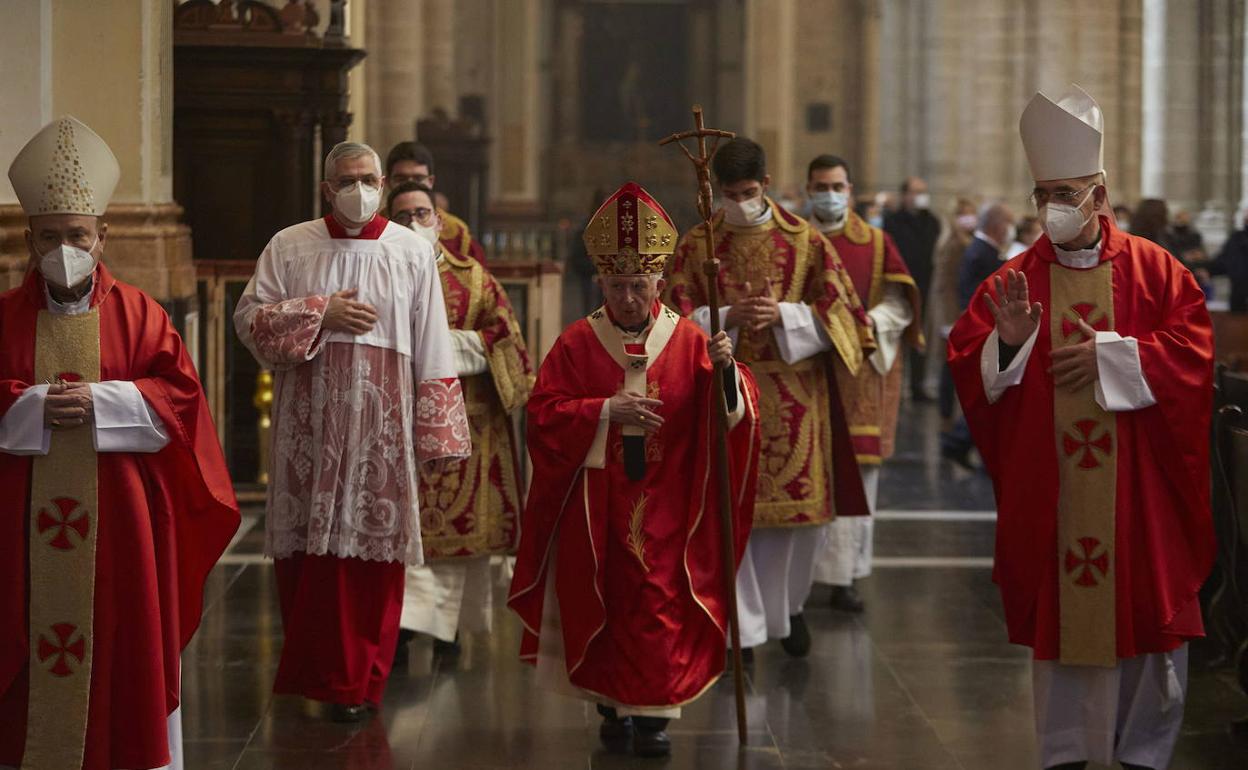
left=508, top=182, right=761, bottom=759
left=0, top=116, right=239, bottom=770
left=949, top=86, right=1216, bottom=770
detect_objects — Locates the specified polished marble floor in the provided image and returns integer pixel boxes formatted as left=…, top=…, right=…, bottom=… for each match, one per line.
left=184, top=402, right=1248, bottom=769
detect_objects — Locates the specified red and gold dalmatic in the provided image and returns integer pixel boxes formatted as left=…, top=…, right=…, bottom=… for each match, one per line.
left=439, top=209, right=488, bottom=265
left=665, top=199, right=874, bottom=526
left=419, top=249, right=534, bottom=560
left=827, top=210, right=924, bottom=463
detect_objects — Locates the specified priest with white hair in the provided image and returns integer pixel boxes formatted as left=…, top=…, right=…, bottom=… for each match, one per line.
left=949, top=86, right=1215, bottom=770
left=234, top=141, right=471, bottom=723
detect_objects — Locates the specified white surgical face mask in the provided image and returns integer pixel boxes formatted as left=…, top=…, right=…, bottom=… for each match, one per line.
left=409, top=218, right=441, bottom=246
left=723, top=195, right=770, bottom=227
left=913, top=192, right=931, bottom=210
left=1041, top=187, right=1096, bottom=246
left=809, top=190, right=850, bottom=223
left=955, top=214, right=978, bottom=232
left=40, top=239, right=98, bottom=290
left=335, top=181, right=381, bottom=223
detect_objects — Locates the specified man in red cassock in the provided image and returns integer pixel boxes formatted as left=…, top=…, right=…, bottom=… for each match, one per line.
left=0, top=116, right=239, bottom=770
left=948, top=85, right=1215, bottom=770
left=508, top=182, right=761, bottom=759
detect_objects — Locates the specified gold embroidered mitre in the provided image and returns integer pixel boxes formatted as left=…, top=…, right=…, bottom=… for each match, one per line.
left=583, top=181, right=677, bottom=276
left=7, top=116, right=120, bottom=217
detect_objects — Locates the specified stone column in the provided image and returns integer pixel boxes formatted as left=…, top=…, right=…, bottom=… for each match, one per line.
left=744, top=0, right=798, bottom=188
left=1242, top=1, right=1248, bottom=219
left=0, top=0, right=191, bottom=303
left=490, top=0, right=544, bottom=207
left=423, top=0, right=457, bottom=114
left=364, top=0, right=425, bottom=158
left=1141, top=0, right=1201, bottom=210
left=856, top=0, right=883, bottom=193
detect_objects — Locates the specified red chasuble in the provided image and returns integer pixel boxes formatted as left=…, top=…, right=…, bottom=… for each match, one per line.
left=508, top=305, right=761, bottom=707
left=0, top=264, right=239, bottom=769
left=948, top=216, right=1215, bottom=661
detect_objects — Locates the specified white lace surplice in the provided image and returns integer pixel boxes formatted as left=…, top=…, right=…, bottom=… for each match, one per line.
left=235, top=218, right=471, bottom=565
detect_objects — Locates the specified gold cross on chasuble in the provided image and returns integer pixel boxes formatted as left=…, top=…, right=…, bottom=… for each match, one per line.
left=25, top=309, right=101, bottom=769
left=1048, top=262, right=1118, bottom=667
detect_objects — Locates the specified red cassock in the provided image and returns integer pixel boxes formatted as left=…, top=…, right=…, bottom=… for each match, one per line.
left=508, top=307, right=761, bottom=707
left=0, top=265, right=239, bottom=769
left=948, top=217, right=1215, bottom=660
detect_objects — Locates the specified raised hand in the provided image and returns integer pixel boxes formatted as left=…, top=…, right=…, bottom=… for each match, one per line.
left=982, top=269, right=1042, bottom=346
left=323, top=288, right=378, bottom=335
left=608, top=388, right=664, bottom=433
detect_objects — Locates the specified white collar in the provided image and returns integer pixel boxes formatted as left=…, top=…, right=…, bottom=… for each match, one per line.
left=1054, top=238, right=1103, bottom=269
left=812, top=212, right=847, bottom=233
left=44, top=278, right=93, bottom=316
left=973, top=229, right=1004, bottom=251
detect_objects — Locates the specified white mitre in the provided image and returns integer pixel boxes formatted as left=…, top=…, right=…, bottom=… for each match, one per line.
left=7, top=115, right=120, bottom=217
left=1019, top=84, right=1104, bottom=182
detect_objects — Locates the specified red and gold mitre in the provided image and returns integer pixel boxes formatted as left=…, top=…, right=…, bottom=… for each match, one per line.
left=583, top=181, right=677, bottom=275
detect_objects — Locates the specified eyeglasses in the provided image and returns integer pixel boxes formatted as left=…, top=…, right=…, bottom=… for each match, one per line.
left=390, top=173, right=430, bottom=186
left=391, top=207, right=437, bottom=227
left=1029, top=184, right=1095, bottom=208
left=328, top=175, right=381, bottom=193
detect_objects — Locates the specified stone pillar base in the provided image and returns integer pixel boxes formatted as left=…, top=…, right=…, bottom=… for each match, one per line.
left=0, top=202, right=195, bottom=302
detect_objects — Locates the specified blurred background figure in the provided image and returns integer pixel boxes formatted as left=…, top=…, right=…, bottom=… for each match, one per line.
left=1213, top=208, right=1248, bottom=312
left=934, top=197, right=978, bottom=428
left=1114, top=203, right=1133, bottom=233
left=940, top=201, right=1014, bottom=469
left=885, top=177, right=941, bottom=401
left=1005, top=215, right=1042, bottom=259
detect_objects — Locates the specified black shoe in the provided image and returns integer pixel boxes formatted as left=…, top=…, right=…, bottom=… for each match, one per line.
left=940, top=444, right=976, bottom=471
left=329, top=703, right=368, bottom=723
left=596, top=705, right=633, bottom=753
left=830, top=584, right=865, bottom=613
left=632, top=717, right=672, bottom=758
left=392, top=628, right=416, bottom=668
left=725, top=646, right=754, bottom=671
left=780, top=613, right=811, bottom=657
left=432, top=633, right=461, bottom=657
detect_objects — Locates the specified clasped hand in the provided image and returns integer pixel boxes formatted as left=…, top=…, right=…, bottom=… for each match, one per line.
left=44, top=381, right=93, bottom=430
left=725, top=281, right=780, bottom=333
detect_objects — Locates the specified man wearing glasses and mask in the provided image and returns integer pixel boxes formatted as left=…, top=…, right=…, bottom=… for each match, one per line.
left=385, top=181, right=534, bottom=664
left=385, top=141, right=487, bottom=265
left=949, top=85, right=1215, bottom=770
left=234, top=142, right=471, bottom=723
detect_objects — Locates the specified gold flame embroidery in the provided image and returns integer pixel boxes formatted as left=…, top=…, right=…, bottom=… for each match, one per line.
left=627, top=494, right=649, bottom=573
